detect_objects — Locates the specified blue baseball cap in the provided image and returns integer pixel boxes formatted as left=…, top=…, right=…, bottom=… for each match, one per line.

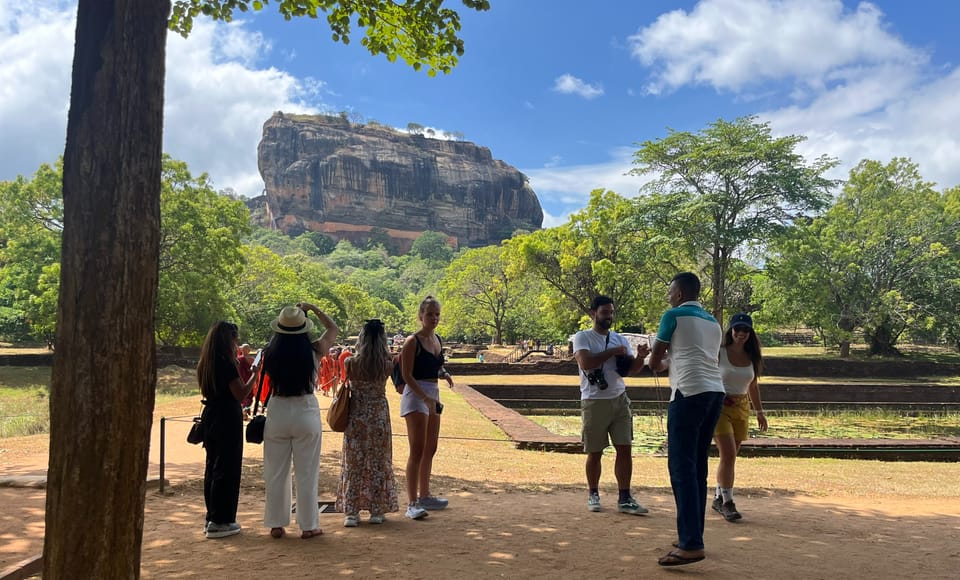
left=729, top=313, right=753, bottom=329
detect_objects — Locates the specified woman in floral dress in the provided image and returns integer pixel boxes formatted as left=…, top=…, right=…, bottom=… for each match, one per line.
left=337, top=319, right=399, bottom=526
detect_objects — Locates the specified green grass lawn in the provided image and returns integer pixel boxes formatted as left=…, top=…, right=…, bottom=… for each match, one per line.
left=531, top=409, right=960, bottom=455
left=0, top=366, right=198, bottom=438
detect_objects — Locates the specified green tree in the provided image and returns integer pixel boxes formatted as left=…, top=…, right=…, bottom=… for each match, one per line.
left=156, top=156, right=251, bottom=346
left=49, top=1, right=488, bottom=576
left=932, top=186, right=960, bottom=350
left=410, top=230, right=455, bottom=263
left=631, top=116, right=838, bottom=322
left=517, top=189, right=668, bottom=327
left=765, top=158, right=953, bottom=356
left=0, top=161, right=63, bottom=342
left=439, top=244, right=517, bottom=343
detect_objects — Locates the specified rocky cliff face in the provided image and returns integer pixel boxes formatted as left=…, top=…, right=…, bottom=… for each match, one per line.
left=256, top=113, right=543, bottom=251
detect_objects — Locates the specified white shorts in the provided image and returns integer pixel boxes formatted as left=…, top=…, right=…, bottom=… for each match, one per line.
left=400, top=381, right=440, bottom=417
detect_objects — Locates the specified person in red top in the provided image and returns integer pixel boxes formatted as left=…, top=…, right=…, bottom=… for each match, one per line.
left=237, top=344, right=255, bottom=417
left=338, top=346, right=353, bottom=384
left=319, top=348, right=337, bottom=396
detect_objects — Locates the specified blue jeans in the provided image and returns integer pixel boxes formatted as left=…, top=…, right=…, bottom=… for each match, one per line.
left=667, top=390, right=724, bottom=551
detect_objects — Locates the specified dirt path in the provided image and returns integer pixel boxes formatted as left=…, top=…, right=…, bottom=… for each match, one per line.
left=2, top=396, right=960, bottom=578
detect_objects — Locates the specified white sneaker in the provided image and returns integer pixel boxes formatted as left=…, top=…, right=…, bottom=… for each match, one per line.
left=405, top=503, right=428, bottom=520
left=343, top=514, right=359, bottom=527
left=369, top=514, right=385, bottom=525
left=587, top=493, right=601, bottom=512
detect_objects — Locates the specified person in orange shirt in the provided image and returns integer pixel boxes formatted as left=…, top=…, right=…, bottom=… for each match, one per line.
left=319, top=347, right=337, bottom=396
left=338, top=346, right=353, bottom=385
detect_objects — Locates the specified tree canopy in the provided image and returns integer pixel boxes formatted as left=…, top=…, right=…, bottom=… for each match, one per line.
left=631, top=116, right=839, bottom=322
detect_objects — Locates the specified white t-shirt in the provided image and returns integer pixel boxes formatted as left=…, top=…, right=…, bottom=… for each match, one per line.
left=718, top=347, right=754, bottom=396
left=572, top=329, right=629, bottom=400
left=654, top=301, right=725, bottom=401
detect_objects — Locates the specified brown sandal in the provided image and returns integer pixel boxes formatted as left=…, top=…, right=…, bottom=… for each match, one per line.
left=658, top=550, right=705, bottom=567
left=300, top=529, right=323, bottom=539
left=270, top=527, right=284, bottom=539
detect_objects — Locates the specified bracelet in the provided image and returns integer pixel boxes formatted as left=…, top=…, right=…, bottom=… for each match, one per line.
left=756, top=410, right=765, bottom=415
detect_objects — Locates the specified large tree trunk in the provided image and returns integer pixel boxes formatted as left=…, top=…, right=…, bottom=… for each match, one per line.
left=44, top=1, right=169, bottom=578
left=866, top=322, right=902, bottom=357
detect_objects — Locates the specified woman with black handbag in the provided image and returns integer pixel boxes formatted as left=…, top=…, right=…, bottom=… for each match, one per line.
left=261, top=303, right=338, bottom=539
left=197, top=321, right=259, bottom=539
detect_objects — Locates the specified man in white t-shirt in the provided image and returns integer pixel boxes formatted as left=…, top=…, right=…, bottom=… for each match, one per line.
left=648, top=272, right=724, bottom=567
left=572, top=296, right=650, bottom=516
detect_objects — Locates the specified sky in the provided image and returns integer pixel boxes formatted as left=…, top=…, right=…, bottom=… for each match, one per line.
left=2, top=0, right=960, bottom=228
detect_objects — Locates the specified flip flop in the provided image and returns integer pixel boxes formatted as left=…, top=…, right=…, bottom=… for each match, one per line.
left=300, top=529, right=323, bottom=539
left=270, top=527, right=284, bottom=539
left=658, top=550, right=705, bottom=567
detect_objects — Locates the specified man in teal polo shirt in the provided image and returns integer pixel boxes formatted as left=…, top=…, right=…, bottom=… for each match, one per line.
left=648, top=272, right=725, bottom=567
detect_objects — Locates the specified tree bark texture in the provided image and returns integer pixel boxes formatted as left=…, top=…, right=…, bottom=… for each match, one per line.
left=44, top=1, right=169, bottom=578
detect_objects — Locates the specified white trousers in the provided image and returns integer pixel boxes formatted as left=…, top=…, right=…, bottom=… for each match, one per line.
left=262, top=394, right=322, bottom=531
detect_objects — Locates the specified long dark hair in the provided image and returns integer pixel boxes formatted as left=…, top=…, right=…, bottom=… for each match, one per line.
left=197, top=321, right=239, bottom=400
left=723, top=327, right=764, bottom=376
left=348, top=319, right=389, bottom=382
left=263, top=332, right=316, bottom=396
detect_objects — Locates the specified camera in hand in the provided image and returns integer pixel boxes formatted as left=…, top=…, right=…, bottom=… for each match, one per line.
left=586, top=368, right=608, bottom=390
left=614, top=355, right=634, bottom=377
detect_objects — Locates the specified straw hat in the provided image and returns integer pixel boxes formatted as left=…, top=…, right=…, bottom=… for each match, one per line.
left=270, top=306, right=314, bottom=335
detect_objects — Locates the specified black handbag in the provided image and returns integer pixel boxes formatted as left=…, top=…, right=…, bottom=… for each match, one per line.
left=186, top=402, right=205, bottom=445
left=246, top=414, right=266, bottom=444
left=245, top=368, right=270, bottom=444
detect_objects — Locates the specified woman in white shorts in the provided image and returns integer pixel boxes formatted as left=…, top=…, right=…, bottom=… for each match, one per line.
left=399, top=296, right=455, bottom=520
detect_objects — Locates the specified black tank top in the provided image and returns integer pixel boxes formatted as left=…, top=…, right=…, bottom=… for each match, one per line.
left=411, top=335, right=445, bottom=380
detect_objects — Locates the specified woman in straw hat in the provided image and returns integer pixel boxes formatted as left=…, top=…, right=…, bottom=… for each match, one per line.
left=260, top=302, right=338, bottom=539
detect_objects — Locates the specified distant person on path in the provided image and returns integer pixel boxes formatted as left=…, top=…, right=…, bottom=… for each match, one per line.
left=319, top=347, right=337, bottom=396
left=337, top=319, right=400, bottom=527
left=400, top=296, right=455, bottom=520
left=197, top=322, right=259, bottom=539
left=647, top=272, right=725, bottom=567
left=572, top=295, right=651, bottom=516
left=338, top=345, right=353, bottom=385
left=237, top=343, right=256, bottom=417
left=261, top=303, right=338, bottom=540
left=712, top=313, right=768, bottom=522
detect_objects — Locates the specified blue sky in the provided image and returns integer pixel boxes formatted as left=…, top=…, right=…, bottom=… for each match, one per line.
left=3, top=1, right=960, bottom=227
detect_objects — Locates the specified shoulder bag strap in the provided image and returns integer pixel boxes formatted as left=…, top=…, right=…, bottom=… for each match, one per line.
left=252, top=365, right=267, bottom=416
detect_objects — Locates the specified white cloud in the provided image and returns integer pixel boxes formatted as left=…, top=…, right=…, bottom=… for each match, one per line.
left=629, top=0, right=924, bottom=95
left=0, top=3, right=324, bottom=198
left=0, top=1, right=73, bottom=181
left=762, top=65, right=960, bottom=189
left=523, top=147, right=651, bottom=215
left=163, top=19, right=323, bottom=197
left=552, top=73, right=604, bottom=99
left=626, top=0, right=960, bottom=189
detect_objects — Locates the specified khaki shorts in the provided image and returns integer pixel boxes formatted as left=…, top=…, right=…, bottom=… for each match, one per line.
left=714, top=395, right=750, bottom=442
left=581, top=392, right=633, bottom=453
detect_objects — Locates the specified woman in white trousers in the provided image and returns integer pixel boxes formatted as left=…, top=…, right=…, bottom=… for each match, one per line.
left=260, top=303, right=337, bottom=539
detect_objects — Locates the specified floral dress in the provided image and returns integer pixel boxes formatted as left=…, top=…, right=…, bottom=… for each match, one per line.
left=336, top=373, right=399, bottom=515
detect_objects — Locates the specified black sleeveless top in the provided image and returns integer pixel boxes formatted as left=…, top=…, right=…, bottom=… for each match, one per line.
left=411, top=335, right=445, bottom=380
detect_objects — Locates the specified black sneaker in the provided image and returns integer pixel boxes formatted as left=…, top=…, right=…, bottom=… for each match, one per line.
left=719, top=500, right=742, bottom=522
left=711, top=497, right=723, bottom=514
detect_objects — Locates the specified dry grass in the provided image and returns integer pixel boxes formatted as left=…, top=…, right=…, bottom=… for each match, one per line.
left=425, top=385, right=960, bottom=499
left=3, top=366, right=960, bottom=500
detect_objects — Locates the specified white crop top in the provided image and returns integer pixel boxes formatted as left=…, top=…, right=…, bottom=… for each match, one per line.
left=718, top=347, right=754, bottom=396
